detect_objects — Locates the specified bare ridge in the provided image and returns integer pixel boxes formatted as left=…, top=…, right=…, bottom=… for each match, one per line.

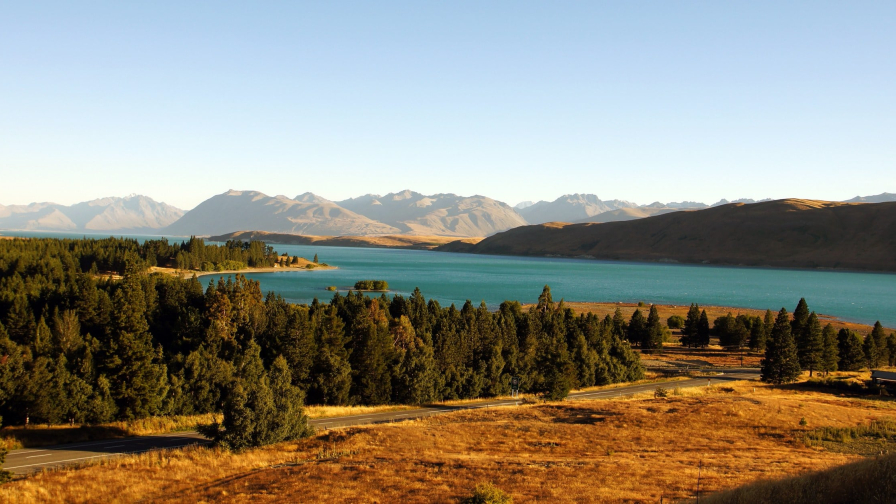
left=445, top=199, right=896, bottom=272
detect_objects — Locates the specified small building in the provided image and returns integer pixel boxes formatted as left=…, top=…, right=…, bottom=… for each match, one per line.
left=871, top=370, right=896, bottom=387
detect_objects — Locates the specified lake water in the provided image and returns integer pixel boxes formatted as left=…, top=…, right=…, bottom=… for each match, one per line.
left=3, top=231, right=894, bottom=327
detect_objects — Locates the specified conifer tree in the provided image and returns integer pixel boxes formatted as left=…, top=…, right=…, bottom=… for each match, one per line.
left=820, top=323, right=838, bottom=376
left=863, top=333, right=880, bottom=369
left=697, top=310, right=710, bottom=347
left=748, top=316, right=766, bottom=352
left=308, top=305, right=351, bottom=405
left=611, top=308, right=627, bottom=340
left=871, top=322, right=889, bottom=366
left=837, top=329, right=866, bottom=371
left=313, top=254, right=319, bottom=264
left=797, top=312, right=824, bottom=376
left=761, top=308, right=802, bottom=384
left=627, top=310, right=647, bottom=347
left=791, top=298, right=810, bottom=341
left=682, top=304, right=701, bottom=347
left=645, top=305, right=664, bottom=349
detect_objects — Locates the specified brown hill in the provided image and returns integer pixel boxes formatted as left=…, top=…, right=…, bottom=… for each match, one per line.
left=210, top=231, right=482, bottom=250
left=439, top=199, right=896, bottom=272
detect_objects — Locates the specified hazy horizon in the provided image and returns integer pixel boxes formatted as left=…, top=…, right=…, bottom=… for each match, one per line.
left=2, top=2, right=894, bottom=209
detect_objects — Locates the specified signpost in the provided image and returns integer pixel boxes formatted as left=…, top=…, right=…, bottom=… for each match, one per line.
left=511, top=376, right=521, bottom=398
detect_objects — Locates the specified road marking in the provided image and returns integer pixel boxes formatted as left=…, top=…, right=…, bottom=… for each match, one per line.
left=6, top=441, right=211, bottom=471
left=25, top=454, right=53, bottom=459
left=104, top=445, right=126, bottom=449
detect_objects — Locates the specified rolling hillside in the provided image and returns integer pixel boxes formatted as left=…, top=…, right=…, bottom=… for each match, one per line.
left=439, top=199, right=896, bottom=272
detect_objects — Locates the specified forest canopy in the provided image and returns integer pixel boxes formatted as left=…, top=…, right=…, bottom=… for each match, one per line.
left=0, top=237, right=644, bottom=430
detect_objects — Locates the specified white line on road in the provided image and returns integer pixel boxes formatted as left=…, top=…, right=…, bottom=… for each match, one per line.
left=25, top=454, right=53, bottom=459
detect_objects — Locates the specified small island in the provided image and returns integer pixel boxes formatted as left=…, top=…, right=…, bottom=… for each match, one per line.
left=353, top=280, right=389, bottom=292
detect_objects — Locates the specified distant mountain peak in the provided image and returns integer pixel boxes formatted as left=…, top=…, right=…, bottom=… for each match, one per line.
left=844, top=192, right=896, bottom=203
left=294, top=192, right=331, bottom=204
left=0, top=194, right=184, bottom=232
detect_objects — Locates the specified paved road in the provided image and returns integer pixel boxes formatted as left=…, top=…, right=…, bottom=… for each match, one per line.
left=4, top=369, right=759, bottom=475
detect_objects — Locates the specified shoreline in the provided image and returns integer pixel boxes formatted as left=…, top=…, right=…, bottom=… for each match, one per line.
left=149, top=265, right=337, bottom=279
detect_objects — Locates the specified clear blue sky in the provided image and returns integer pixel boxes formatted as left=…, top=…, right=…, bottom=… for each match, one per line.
left=1, top=2, right=894, bottom=210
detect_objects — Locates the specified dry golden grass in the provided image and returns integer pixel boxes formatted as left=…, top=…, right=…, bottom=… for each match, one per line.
left=304, top=404, right=417, bottom=419
left=5, top=377, right=895, bottom=503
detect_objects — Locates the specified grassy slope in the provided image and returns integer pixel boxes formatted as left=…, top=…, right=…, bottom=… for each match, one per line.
left=209, top=231, right=483, bottom=250
left=4, top=376, right=895, bottom=503
left=442, top=199, right=896, bottom=272
left=700, top=453, right=896, bottom=504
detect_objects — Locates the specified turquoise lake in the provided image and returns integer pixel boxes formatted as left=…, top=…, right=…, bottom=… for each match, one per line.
left=4, top=231, right=895, bottom=327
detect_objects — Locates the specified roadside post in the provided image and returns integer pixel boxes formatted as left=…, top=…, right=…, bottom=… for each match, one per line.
left=511, top=376, right=521, bottom=398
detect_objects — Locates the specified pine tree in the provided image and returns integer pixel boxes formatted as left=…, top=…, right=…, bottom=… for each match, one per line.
left=797, top=312, right=824, bottom=376
left=267, top=356, right=312, bottom=442
left=308, top=306, right=351, bottom=405
left=313, top=254, right=319, bottom=264
left=682, top=304, right=701, bottom=347
left=837, top=329, right=865, bottom=371
left=761, top=308, right=801, bottom=384
left=863, top=333, right=880, bottom=370
left=791, top=298, right=810, bottom=341
left=871, top=321, right=889, bottom=367
left=697, top=310, right=710, bottom=348
left=820, top=323, right=838, bottom=376
left=611, top=308, right=627, bottom=340
left=103, top=275, right=168, bottom=419
left=645, top=305, right=664, bottom=349
left=627, top=310, right=647, bottom=347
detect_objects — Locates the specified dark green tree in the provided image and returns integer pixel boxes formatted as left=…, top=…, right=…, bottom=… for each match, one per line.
left=644, top=305, right=664, bottom=349
left=761, top=308, right=802, bottom=384
left=863, top=333, right=880, bottom=370
left=313, top=254, right=319, bottom=264
left=682, top=304, right=701, bottom=347
left=791, top=298, right=810, bottom=337
left=797, top=312, right=824, bottom=376
left=820, top=324, right=838, bottom=376
left=871, top=322, right=889, bottom=367
left=837, top=329, right=866, bottom=371
left=697, top=310, right=710, bottom=348
left=627, top=309, right=647, bottom=347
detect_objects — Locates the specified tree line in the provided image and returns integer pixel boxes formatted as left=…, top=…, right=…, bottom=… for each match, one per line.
left=753, top=299, right=895, bottom=384
left=0, top=237, right=644, bottom=440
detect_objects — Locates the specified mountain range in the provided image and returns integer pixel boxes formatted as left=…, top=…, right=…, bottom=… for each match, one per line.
left=0, top=195, right=183, bottom=232
left=1, top=191, right=893, bottom=238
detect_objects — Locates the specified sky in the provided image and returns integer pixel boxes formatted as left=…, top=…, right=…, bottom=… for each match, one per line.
left=1, top=2, right=894, bottom=210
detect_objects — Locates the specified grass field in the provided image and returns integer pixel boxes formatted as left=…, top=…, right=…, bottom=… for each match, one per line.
left=3, top=373, right=894, bottom=503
